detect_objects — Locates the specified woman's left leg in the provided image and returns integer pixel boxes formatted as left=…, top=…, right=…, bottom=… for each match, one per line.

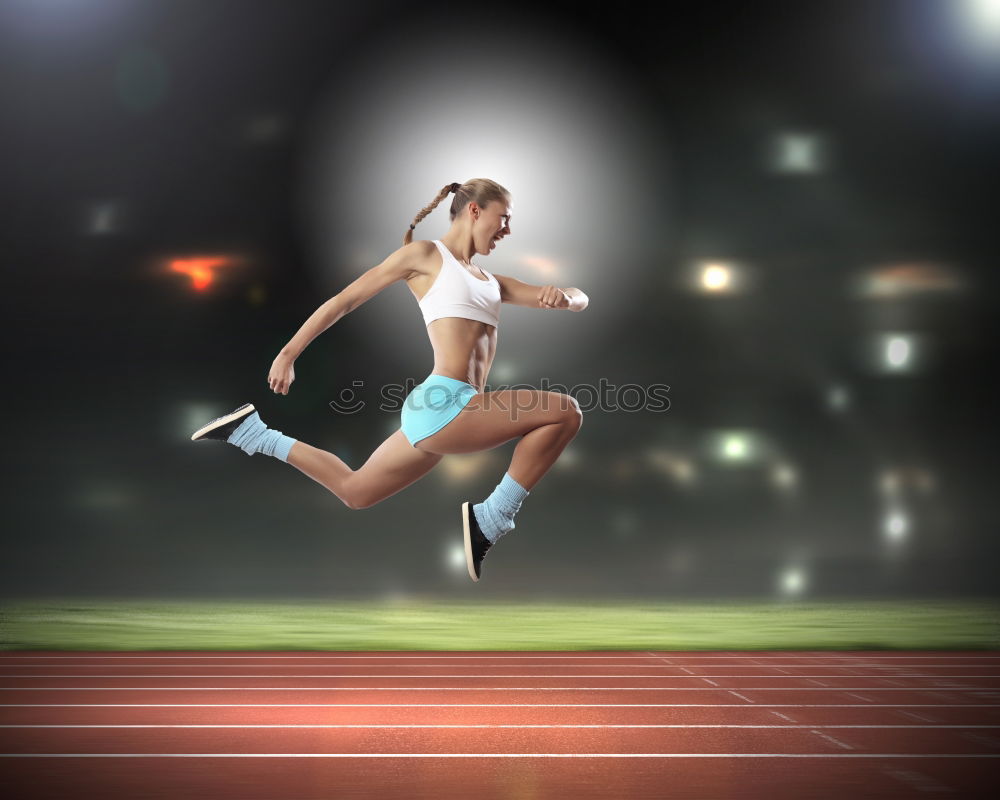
left=286, top=429, right=443, bottom=510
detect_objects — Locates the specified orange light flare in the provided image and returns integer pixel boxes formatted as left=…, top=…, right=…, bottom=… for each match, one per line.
left=519, top=255, right=561, bottom=280
left=168, top=255, right=238, bottom=291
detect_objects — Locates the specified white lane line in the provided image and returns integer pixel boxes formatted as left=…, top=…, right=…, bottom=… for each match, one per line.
left=1, top=753, right=998, bottom=758
left=647, top=653, right=674, bottom=665
left=2, top=724, right=997, bottom=729
left=3, top=686, right=994, bottom=691
left=806, top=680, right=828, bottom=687
left=809, top=730, right=854, bottom=750
left=728, top=691, right=754, bottom=704
left=3, top=703, right=996, bottom=708
left=679, top=668, right=694, bottom=675
left=844, top=694, right=875, bottom=702
left=771, top=712, right=796, bottom=722
left=702, top=679, right=719, bottom=687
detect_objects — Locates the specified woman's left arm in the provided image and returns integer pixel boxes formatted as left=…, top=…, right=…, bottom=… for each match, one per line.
left=495, top=274, right=589, bottom=311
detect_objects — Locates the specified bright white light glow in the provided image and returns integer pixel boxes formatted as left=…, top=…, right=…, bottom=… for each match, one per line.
left=866, top=332, right=926, bottom=374
left=780, top=567, right=806, bottom=595
left=768, top=132, right=828, bottom=174
left=300, top=19, right=669, bottom=374
left=885, top=510, right=909, bottom=541
left=723, top=436, right=748, bottom=460
left=961, top=0, right=1000, bottom=43
left=701, top=264, right=731, bottom=291
left=886, top=336, right=911, bottom=368
left=704, top=429, right=770, bottom=465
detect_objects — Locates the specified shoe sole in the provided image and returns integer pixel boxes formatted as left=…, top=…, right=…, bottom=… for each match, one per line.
left=190, top=404, right=256, bottom=441
left=462, top=501, right=478, bottom=582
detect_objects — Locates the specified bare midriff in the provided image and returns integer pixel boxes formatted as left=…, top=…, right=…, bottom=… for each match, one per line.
left=405, top=244, right=496, bottom=394
left=424, top=317, right=496, bottom=393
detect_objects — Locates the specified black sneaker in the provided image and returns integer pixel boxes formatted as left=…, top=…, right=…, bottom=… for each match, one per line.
left=191, top=403, right=256, bottom=442
left=462, top=501, right=494, bottom=582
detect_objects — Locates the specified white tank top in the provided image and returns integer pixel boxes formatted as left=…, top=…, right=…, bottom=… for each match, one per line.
left=418, top=240, right=502, bottom=328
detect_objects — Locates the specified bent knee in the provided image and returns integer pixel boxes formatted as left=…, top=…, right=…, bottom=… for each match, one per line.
left=560, top=393, right=583, bottom=429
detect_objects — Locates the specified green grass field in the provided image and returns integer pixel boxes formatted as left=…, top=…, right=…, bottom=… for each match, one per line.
left=1, top=598, right=998, bottom=651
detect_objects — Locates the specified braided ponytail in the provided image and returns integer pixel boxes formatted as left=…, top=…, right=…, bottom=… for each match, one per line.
left=402, top=178, right=510, bottom=245
left=403, top=183, right=462, bottom=245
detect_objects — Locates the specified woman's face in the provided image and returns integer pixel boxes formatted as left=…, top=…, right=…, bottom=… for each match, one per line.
left=474, top=199, right=512, bottom=256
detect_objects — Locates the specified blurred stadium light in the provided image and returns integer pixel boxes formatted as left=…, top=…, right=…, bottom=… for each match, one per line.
left=862, top=331, right=932, bottom=374
left=686, top=260, right=754, bottom=295
left=553, top=444, right=580, bottom=471
left=166, top=255, right=239, bottom=292
left=957, top=0, right=1000, bottom=58
left=490, top=360, right=517, bottom=383
left=702, top=429, right=772, bottom=465
left=886, top=335, right=912, bottom=369
left=826, top=384, right=851, bottom=413
left=779, top=566, right=807, bottom=596
left=84, top=200, right=123, bottom=236
left=436, top=452, right=497, bottom=485
left=770, top=462, right=799, bottom=492
left=701, top=263, right=731, bottom=292
left=853, top=261, right=966, bottom=299
left=767, top=131, right=829, bottom=175
left=644, top=447, right=698, bottom=487
left=884, top=508, right=910, bottom=543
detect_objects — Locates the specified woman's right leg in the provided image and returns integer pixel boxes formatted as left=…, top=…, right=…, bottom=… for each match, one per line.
left=414, top=389, right=583, bottom=490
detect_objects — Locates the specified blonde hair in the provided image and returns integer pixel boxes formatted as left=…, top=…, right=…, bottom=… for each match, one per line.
left=403, top=178, right=511, bottom=245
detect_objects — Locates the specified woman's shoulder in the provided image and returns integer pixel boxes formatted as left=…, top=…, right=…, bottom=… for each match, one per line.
left=400, top=239, right=441, bottom=280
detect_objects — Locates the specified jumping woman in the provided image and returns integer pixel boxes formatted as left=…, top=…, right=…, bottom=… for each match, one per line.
left=191, top=178, right=588, bottom=581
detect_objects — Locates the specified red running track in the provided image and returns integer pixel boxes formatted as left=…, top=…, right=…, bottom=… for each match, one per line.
left=1, top=650, right=998, bottom=798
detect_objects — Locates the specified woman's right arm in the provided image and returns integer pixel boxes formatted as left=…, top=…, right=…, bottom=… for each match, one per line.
left=268, top=241, right=432, bottom=394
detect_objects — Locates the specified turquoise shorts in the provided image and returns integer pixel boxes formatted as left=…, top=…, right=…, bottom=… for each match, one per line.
left=400, top=373, right=478, bottom=447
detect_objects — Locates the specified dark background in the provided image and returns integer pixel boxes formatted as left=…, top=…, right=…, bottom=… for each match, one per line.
left=2, top=0, right=997, bottom=601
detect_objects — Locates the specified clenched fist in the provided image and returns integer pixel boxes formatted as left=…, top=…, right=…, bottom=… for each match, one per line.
left=268, top=353, right=296, bottom=395
left=537, top=285, right=570, bottom=309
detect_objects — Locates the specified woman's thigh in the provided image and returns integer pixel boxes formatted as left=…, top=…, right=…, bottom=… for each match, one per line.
left=415, top=389, right=579, bottom=455
left=346, top=429, right=443, bottom=509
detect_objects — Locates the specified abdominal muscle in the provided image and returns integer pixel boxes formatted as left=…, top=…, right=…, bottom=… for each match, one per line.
left=405, top=249, right=496, bottom=393
left=424, top=317, right=496, bottom=393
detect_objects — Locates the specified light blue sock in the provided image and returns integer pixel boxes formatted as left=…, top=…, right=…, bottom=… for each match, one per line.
left=473, top=471, right=529, bottom=544
left=226, top=411, right=297, bottom=462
